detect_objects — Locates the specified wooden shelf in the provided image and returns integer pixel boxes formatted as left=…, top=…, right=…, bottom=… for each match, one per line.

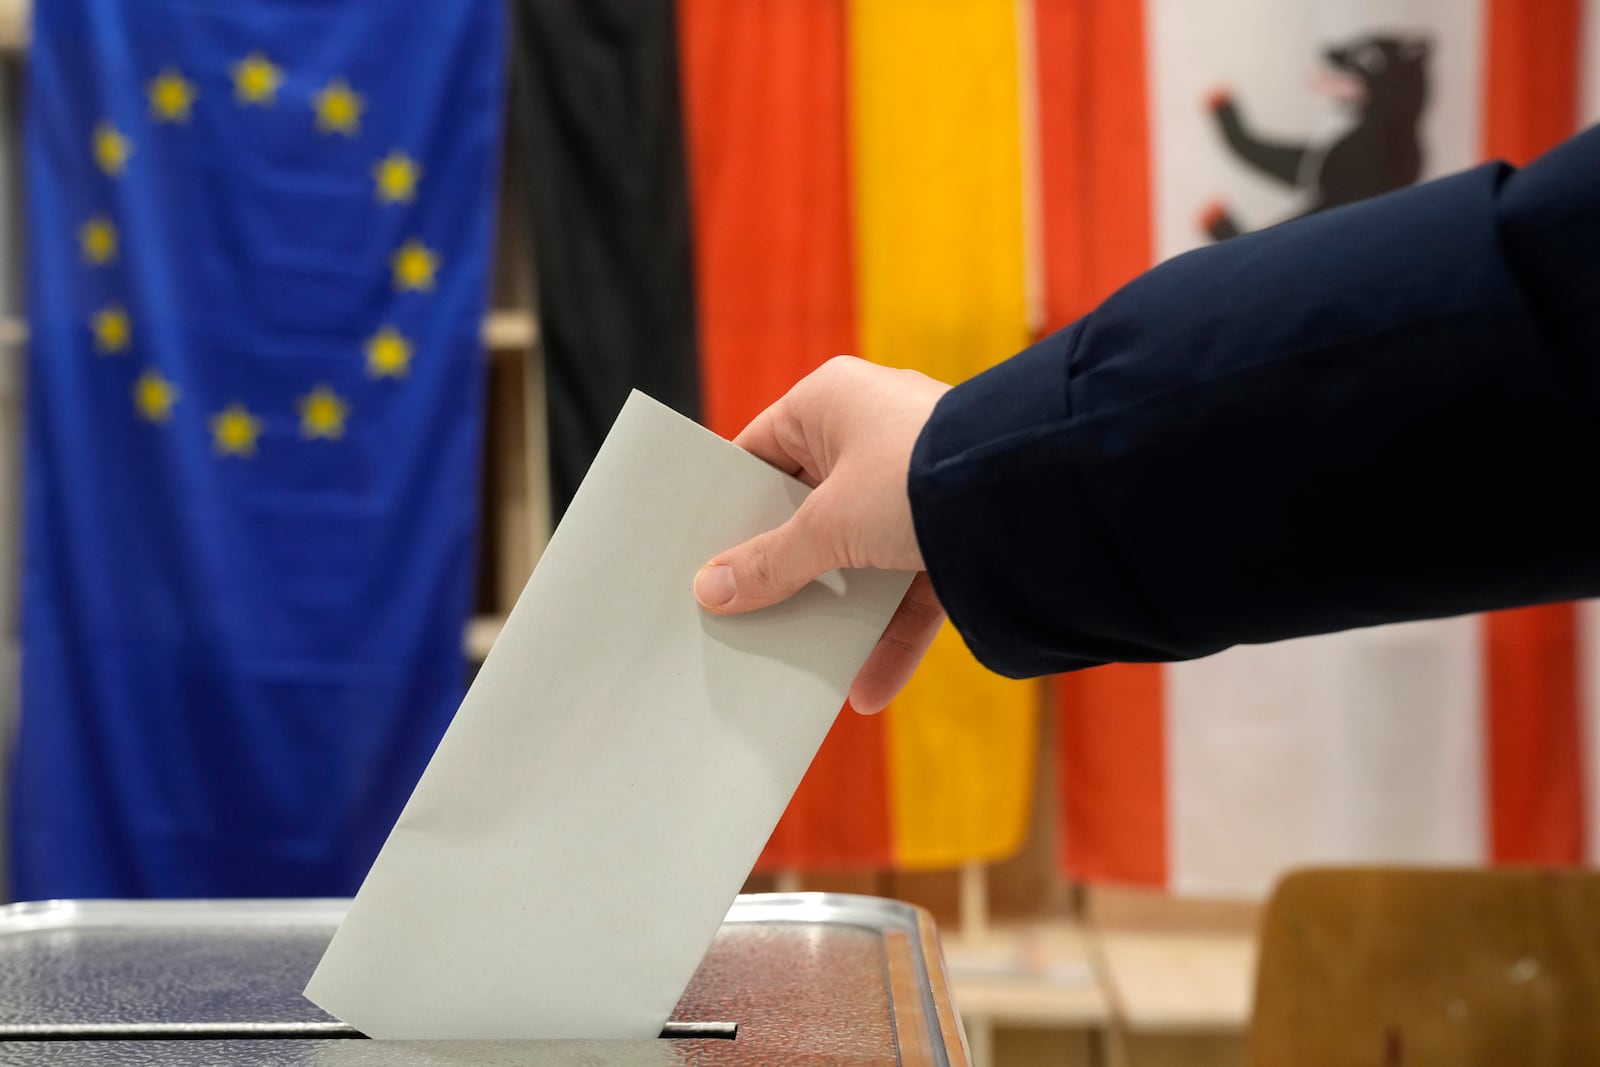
left=0, top=0, right=26, bottom=54
left=464, top=613, right=504, bottom=662
left=0, top=312, right=537, bottom=353
left=483, top=309, right=538, bottom=351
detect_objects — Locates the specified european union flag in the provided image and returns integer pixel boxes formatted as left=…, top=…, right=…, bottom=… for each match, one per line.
left=12, top=1, right=505, bottom=898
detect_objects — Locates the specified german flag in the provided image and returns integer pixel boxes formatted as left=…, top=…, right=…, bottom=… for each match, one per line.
left=514, top=0, right=1038, bottom=871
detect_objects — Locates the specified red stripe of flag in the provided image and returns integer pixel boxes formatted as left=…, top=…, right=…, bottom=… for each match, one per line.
left=1482, top=0, right=1586, bottom=865
left=1035, top=0, right=1166, bottom=885
left=679, top=0, right=894, bottom=869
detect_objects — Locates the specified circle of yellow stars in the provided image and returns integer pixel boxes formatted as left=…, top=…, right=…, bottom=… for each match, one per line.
left=81, top=50, right=441, bottom=459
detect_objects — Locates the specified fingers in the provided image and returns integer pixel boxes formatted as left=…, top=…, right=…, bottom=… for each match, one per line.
left=731, top=357, right=868, bottom=487
left=733, top=393, right=823, bottom=486
left=694, top=501, right=839, bottom=614
left=848, top=574, right=944, bottom=714
left=732, top=398, right=804, bottom=476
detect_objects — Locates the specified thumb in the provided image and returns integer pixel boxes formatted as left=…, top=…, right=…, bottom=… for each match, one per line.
left=695, top=504, right=839, bottom=614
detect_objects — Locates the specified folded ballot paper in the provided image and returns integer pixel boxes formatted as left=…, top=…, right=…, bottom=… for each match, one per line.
left=304, top=391, right=912, bottom=1039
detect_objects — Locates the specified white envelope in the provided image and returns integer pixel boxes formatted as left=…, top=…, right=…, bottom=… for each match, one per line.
left=304, top=390, right=913, bottom=1039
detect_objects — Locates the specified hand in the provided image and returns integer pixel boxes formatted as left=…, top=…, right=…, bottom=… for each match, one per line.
left=694, top=356, right=951, bottom=714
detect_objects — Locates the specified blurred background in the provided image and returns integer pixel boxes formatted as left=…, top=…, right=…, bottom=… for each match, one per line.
left=1, top=0, right=1597, bottom=1064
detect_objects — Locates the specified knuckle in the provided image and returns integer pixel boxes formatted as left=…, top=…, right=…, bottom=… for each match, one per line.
left=837, top=531, right=870, bottom=572
left=819, top=354, right=865, bottom=382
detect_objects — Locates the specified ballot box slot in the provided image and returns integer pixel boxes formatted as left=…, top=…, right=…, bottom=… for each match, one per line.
left=0, top=1020, right=739, bottom=1041
left=660, top=1021, right=739, bottom=1039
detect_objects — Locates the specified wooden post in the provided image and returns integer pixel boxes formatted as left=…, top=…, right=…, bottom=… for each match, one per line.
left=959, top=861, right=989, bottom=938
left=521, top=326, right=551, bottom=568
left=965, top=1013, right=996, bottom=1067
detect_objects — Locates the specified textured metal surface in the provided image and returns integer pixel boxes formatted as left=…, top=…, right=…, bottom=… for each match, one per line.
left=0, top=924, right=339, bottom=1026
left=0, top=894, right=963, bottom=1065
left=673, top=921, right=894, bottom=1061
left=0, top=1038, right=733, bottom=1065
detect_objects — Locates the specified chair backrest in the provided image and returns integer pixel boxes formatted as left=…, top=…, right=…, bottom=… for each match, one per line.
left=1250, top=867, right=1600, bottom=1066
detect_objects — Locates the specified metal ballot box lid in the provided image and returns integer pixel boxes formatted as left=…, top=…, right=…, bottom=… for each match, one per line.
left=0, top=892, right=969, bottom=1065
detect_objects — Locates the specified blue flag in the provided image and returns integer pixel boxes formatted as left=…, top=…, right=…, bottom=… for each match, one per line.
left=13, top=1, right=504, bottom=898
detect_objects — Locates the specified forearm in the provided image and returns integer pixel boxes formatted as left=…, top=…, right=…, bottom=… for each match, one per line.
left=910, top=128, right=1600, bottom=678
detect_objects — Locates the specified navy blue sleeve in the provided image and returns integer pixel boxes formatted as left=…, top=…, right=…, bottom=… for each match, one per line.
left=908, top=126, right=1600, bottom=679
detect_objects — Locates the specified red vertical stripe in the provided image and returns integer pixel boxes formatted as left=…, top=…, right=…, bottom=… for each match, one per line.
left=679, top=0, right=893, bottom=868
left=760, top=706, right=894, bottom=869
left=1482, top=0, right=1585, bottom=865
left=1059, top=666, right=1166, bottom=885
left=1035, top=0, right=1164, bottom=884
left=1485, top=608, right=1585, bottom=863
left=1035, top=0, right=1152, bottom=326
left=1485, top=0, right=1582, bottom=168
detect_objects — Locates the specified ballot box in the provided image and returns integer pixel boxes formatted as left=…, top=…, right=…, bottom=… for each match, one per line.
left=0, top=892, right=968, bottom=1065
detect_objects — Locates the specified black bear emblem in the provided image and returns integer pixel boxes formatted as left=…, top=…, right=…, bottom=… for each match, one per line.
left=1202, top=34, right=1430, bottom=241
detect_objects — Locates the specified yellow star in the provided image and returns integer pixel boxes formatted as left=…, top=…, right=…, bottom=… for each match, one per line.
left=93, top=121, right=133, bottom=177
left=146, top=68, right=198, bottom=123
left=91, top=304, right=131, bottom=354
left=232, top=52, right=282, bottom=106
left=297, top=384, right=349, bottom=440
left=132, top=368, right=179, bottom=423
left=210, top=403, right=263, bottom=457
left=391, top=239, right=438, bottom=292
left=313, top=78, right=364, bottom=136
left=372, top=151, right=421, bottom=204
left=79, top=216, right=118, bottom=265
left=365, top=325, right=413, bottom=378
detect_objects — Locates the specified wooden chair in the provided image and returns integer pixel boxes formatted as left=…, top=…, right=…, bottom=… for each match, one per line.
left=1249, top=868, right=1600, bottom=1066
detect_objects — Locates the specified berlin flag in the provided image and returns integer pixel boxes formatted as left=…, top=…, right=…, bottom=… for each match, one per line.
left=1053, top=0, right=1600, bottom=896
